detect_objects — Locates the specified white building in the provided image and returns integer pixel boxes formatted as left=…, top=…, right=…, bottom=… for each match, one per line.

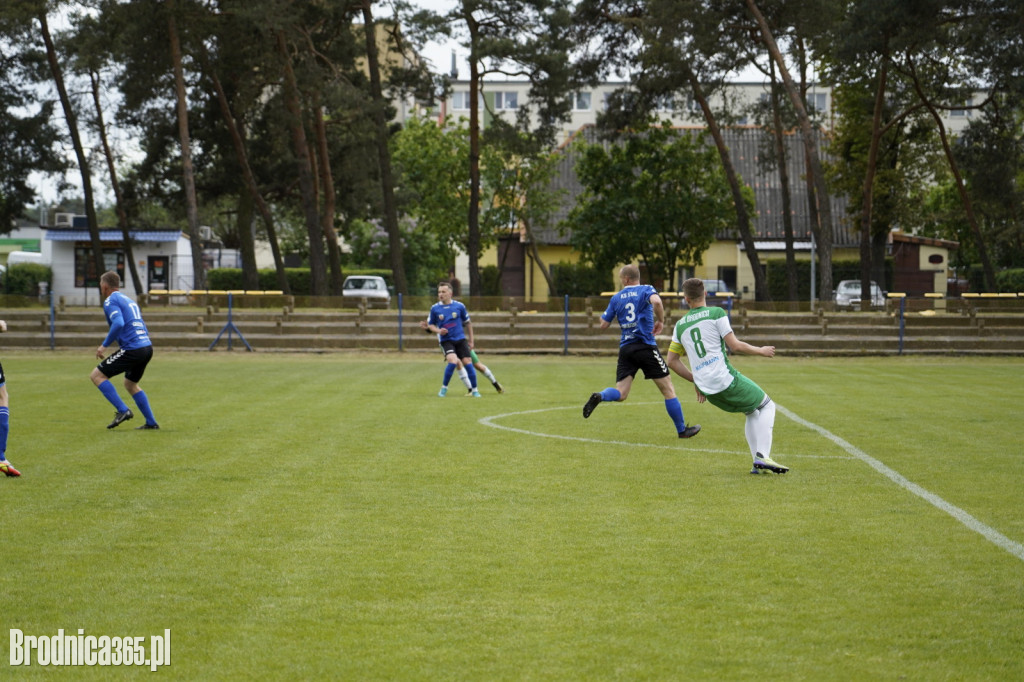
left=43, top=215, right=194, bottom=306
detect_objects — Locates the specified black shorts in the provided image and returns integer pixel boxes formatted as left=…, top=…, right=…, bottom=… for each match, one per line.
left=439, top=338, right=472, bottom=361
left=98, top=346, right=154, bottom=383
left=616, top=342, right=670, bottom=382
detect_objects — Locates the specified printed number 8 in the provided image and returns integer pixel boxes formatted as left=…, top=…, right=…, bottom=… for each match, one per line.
left=690, top=327, right=707, bottom=358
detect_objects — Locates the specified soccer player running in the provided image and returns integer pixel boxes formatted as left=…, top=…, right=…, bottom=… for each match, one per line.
left=89, top=271, right=160, bottom=429
left=666, top=277, right=788, bottom=474
left=421, top=281, right=482, bottom=397
left=583, top=264, right=701, bottom=439
left=0, top=351, right=20, bottom=477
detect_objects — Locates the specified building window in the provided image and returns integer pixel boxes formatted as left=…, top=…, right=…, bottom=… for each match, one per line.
left=808, top=92, right=828, bottom=113
left=452, top=91, right=471, bottom=110
left=655, top=94, right=676, bottom=112
left=573, top=91, right=592, bottom=111
left=75, top=245, right=124, bottom=288
left=951, top=97, right=972, bottom=117
left=494, top=91, right=518, bottom=110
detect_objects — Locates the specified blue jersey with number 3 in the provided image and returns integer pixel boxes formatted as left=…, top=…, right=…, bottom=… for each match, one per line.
left=602, top=284, right=659, bottom=347
left=103, top=291, right=152, bottom=350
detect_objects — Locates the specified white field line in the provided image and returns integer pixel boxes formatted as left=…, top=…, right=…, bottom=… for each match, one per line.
left=478, top=403, right=1024, bottom=563
left=774, top=403, right=1024, bottom=563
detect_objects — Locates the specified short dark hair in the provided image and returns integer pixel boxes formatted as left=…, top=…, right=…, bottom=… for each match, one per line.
left=682, top=277, right=704, bottom=300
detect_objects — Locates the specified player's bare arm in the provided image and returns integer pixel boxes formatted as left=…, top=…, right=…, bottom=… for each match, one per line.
left=651, top=294, right=665, bottom=336
left=724, top=332, right=776, bottom=357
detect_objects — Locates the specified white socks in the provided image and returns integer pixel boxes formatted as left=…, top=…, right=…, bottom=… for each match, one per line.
left=744, top=399, right=776, bottom=460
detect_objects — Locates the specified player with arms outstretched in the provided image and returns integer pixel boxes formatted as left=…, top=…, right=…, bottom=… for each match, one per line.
left=582, top=264, right=700, bottom=439
left=666, top=277, right=788, bottom=474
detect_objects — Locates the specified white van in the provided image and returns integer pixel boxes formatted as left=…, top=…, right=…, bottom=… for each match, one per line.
left=6, top=251, right=47, bottom=267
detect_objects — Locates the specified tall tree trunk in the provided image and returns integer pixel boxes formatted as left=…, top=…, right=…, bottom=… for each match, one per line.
left=746, top=0, right=834, bottom=299
left=685, top=67, right=770, bottom=301
left=204, top=61, right=289, bottom=293
left=312, top=101, right=343, bottom=295
left=360, top=2, right=408, bottom=296
left=38, top=12, right=105, bottom=294
left=521, top=219, right=556, bottom=297
left=276, top=30, right=327, bottom=296
left=89, top=71, right=143, bottom=296
left=168, top=6, right=206, bottom=290
left=907, top=58, right=997, bottom=291
left=859, top=56, right=889, bottom=310
left=769, top=63, right=799, bottom=304
left=234, top=190, right=259, bottom=290
left=466, top=7, right=483, bottom=296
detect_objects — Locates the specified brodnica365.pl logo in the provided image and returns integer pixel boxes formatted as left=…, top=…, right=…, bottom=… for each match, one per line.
left=9, top=628, right=171, bottom=671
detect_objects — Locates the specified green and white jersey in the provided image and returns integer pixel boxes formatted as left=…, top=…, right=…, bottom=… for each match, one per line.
left=668, top=306, right=737, bottom=395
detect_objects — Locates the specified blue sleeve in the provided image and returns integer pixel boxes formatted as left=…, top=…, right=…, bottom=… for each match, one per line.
left=103, top=313, right=124, bottom=347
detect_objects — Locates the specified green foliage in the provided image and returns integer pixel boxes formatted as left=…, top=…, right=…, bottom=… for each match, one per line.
left=206, top=268, right=313, bottom=294
left=550, top=261, right=611, bottom=296
left=345, top=217, right=447, bottom=295
left=766, top=258, right=892, bottom=300
left=2, top=263, right=53, bottom=296
left=995, top=268, right=1024, bottom=293
left=480, top=265, right=501, bottom=296
left=390, top=115, right=471, bottom=263
left=564, top=122, right=733, bottom=286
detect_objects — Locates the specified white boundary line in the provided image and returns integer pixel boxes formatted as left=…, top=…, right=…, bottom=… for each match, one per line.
left=478, top=402, right=1024, bottom=563
left=775, top=404, right=1024, bottom=563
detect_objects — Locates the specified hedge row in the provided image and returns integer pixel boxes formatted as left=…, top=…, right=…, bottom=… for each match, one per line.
left=206, top=268, right=393, bottom=295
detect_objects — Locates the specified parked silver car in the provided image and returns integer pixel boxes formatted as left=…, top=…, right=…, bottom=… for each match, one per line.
left=833, top=280, right=885, bottom=309
left=342, top=275, right=391, bottom=308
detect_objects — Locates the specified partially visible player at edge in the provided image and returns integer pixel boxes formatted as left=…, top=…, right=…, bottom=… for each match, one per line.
left=468, top=348, right=504, bottom=393
left=89, top=271, right=160, bottom=429
left=0, top=327, right=21, bottom=476
left=666, top=277, right=788, bottom=474
left=420, top=281, right=483, bottom=397
left=583, top=264, right=701, bottom=439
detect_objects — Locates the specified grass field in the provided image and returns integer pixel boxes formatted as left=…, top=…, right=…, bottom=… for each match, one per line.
left=2, top=350, right=1022, bottom=680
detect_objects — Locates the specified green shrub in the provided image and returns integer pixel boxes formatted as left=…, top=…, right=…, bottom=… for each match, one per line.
left=766, top=258, right=893, bottom=300
left=550, top=262, right=611, bottom=297
left=481, top=265, right=501, bottom=296
left=995, top=268, right=1024, bottom=293
left=3, top=263, right=53, bottom=297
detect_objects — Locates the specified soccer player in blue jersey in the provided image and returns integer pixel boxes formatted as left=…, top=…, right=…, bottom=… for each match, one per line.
left=421, top=281, right=481, bottom=397
left=89, top=271, right=160, bottom=429
left=583, top=264, right=701, bottom=439
left=0, top=351, right=21, bottom=477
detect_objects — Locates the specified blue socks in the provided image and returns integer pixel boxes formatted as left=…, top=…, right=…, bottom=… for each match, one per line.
left=0, top=406, right=8, bottom=459
left=665, top=397, right=686, bottom=433
left=97, top=380, right=129, bottom=412
left=465, top=364, right=478, bottom=389
left=132, top=390, right=157, bottom=426
left=443, top=363, right=456, bottom=386
left=600, top=388, right=621, bottom=402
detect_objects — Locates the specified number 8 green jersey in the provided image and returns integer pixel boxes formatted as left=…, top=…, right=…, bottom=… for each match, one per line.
left=668, top=305, right=737, bottom=395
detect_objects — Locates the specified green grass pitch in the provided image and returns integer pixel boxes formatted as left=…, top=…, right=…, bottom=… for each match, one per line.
left=2, top=351, right=1022, bottom=679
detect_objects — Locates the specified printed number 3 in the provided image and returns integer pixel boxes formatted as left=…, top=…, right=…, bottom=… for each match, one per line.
left=624, top=302, right=635, bottom=322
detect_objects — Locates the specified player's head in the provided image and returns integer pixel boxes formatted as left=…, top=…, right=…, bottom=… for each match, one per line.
left=437, top=281, right=453, bottom=302
left=682, top=277, right=705, bottom=304
left=100, top=271, right=121, bottom=296
left=619, top=264, right=640, bottom=284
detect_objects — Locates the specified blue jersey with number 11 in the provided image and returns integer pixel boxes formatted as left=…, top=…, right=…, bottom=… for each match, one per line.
left=103, top=291, right=152, bottom=350
left=602, top=284, right=659, bottom=346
